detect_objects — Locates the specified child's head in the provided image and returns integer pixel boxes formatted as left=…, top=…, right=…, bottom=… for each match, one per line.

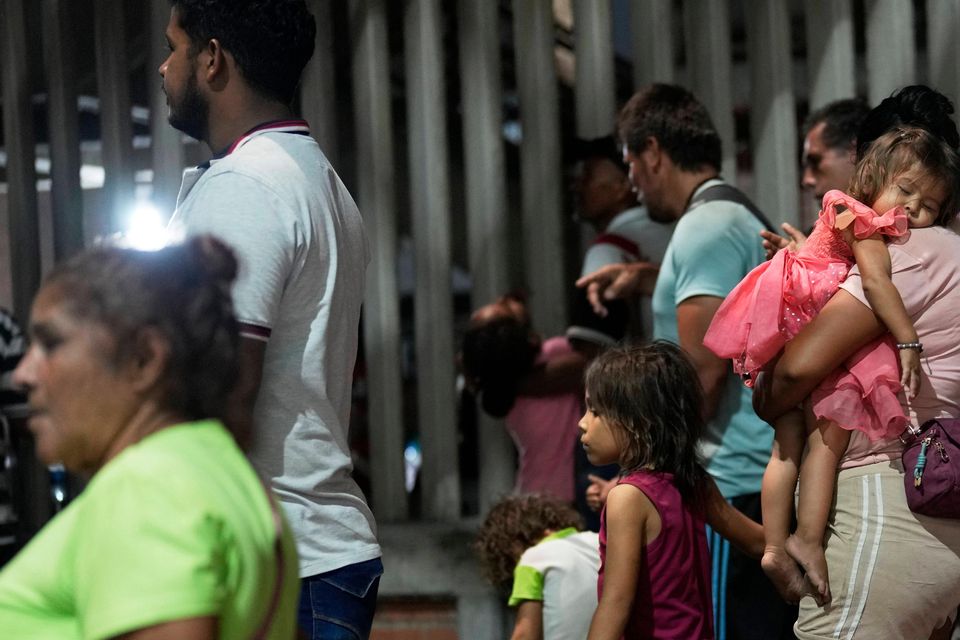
left=461, top=294, right=541, bottom=418
left=581, top=341, right=706, bottom=500
left=474, top=493, right=583, bottom=593
left=849, top=126, right=960, bottom=228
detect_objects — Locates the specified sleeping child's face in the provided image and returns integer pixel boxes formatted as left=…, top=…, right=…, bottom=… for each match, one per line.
left=578, top=393, right=621, bottom=467
left=871, top=167, right=948, bottom=229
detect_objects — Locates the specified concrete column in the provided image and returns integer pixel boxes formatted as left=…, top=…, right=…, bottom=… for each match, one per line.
left=93, top=0, right=135, bottom=232
left=150, top=0, right=184, bottom=218
left=405, top=0, right=461, bottom=521
left=42, top=0, right=84, bottom=260
left=865, top=0, right=915, bottom=106
left=2, top=0, right=41, bottom=319
left=803, top=0, right=856, bottom=110
left=573, top=0, right=616, bottom=137
left=683, top=0, right=736, bottom=182
left=302, top=0, right=340, bottom=170
left=631, top=0, right=675, bottom=87
left=350, top=0, right=408, bottom=521
left=457, top=0, right=516, bottom=511
left=746, top=0, right=799, bottom=227
left=926, top=0, right=960, bottom=107
left=513, top=0, right=567, bottom=337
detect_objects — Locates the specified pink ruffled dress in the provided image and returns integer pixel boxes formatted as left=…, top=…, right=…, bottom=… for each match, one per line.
left=704, top=190, right=910, bottom=440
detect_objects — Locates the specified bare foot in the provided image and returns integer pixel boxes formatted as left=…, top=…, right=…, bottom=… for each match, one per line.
left=761, top=546, right=816, bottom=604
left=786, top=534, right=831, bottom=605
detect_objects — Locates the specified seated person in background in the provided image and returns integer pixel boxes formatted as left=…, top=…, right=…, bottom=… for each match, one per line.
left=0, top=236, right=299, bottom=640
left=474, top=494, right=599, bottom=640
left=461, top=294, right=588, bottom=504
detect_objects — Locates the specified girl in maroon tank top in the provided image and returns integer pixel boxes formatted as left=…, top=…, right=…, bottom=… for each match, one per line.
left=579, top=342, right=763, bottom=640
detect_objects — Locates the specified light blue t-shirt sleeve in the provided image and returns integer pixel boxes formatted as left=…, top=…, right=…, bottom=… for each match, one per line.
left=670, top=203, right=766, bottom=304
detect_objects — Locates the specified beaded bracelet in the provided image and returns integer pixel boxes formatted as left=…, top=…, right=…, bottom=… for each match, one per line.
left=896, top=342, right=923, bottom=353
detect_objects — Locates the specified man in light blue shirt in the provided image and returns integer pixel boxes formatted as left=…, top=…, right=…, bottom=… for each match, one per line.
left=579, top=84, right=796, bottom=639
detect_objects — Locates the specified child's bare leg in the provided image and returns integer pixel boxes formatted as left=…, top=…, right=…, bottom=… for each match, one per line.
left=786, top=409, right=850, bottom=606
left=760, top=409, right=810, bottom=603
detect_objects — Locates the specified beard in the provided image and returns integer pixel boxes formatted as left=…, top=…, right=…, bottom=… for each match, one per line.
left=167, top=73, right=208, bottom=143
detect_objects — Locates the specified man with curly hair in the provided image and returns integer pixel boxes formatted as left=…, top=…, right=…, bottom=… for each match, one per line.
left=475, top=494, right=599, bottom=640
left=162, top=2, right=381, bottom=638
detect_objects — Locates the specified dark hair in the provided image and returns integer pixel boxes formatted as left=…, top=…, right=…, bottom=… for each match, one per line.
left=617, top=83, right=722, bottom=172
left=43, top=236, right=240, bottom=421
left=569, top=135, right=626, bottom=171
left=849, top=126, right=960, bottom=227
left=170, top=0, right=316, bottom=105
left=857, top=85, right=960, bottom=159
left=804, top=98, right=870, bottom=151
left=584, top=341, right=706, bottom=503
left=474, top=494, right=583, bottom=592
left=461, top=317, right=539, bottom=418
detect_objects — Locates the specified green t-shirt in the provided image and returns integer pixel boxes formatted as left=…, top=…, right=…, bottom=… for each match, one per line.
left=0, top=420, right=299, bottom=640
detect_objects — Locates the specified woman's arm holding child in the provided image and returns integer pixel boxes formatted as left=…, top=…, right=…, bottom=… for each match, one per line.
left=587, top=485, right=654, bottom=640
left=701, top=474, right=765, bottom=558
left=850, top=233, right=921, bottom=397
left=510, top=601, right=544, bottom=640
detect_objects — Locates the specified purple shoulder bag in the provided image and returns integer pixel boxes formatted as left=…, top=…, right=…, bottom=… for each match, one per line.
left=901, top=418, right=960, bottom=518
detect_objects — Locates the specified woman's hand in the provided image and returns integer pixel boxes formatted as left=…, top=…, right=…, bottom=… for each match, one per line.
left=899, top=348, right=922, bottom=399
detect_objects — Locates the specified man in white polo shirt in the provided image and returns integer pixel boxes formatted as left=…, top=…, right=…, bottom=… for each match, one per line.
left=161, top=2, right=381, bottom=638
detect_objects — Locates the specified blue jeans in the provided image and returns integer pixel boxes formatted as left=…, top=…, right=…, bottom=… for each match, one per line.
left=297, top=557, right=383, bottom=640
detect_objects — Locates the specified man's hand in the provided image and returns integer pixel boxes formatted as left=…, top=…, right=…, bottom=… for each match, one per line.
left=575, top=262, right=659, bottom=317
left=585, top=474, right=616, bottom=511
left=760, top=222, right=807, bottom=260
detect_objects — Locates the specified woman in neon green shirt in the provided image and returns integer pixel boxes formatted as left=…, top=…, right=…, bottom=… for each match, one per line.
left=0, top=236, right=299, bottom=640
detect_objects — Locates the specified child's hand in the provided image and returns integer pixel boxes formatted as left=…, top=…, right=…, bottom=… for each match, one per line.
left=899, top=348, right=921, bottom=399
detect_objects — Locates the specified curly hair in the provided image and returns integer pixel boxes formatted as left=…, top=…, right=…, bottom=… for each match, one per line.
left=461, top=317, right=540, bottom=418
left=848, top=126, right=960, bottom=227
left=617, top=83, right=722, bottom=172
left=857, top=85, right=960, bottom=159
left=584, top=341, right=707, bottom=504
left=170, top=0, right=316, bottom=105
left=44, top=235, right=240, bottom=422
left=473, top=494, right=583, bottom=592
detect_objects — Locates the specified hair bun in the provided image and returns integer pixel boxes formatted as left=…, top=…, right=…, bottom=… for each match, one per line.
left=187, top=235, right=238, bottom=287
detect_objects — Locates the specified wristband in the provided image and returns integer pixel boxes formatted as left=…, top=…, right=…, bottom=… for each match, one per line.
left=896, top=342, right=923, bottom=353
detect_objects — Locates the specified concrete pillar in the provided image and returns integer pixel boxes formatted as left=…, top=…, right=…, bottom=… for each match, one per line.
left=513, top=0, right=567, bottom=337
left=803, top=0, right=856, bottom=110
left=631, top=0, right=675, bottom=87
left=457, top=0, right=516, bottom=511
left=405, top=0, right=461, bottom=521
left=746, top=0, right=799, bottom=227
left=2, top=0, right=41, bottom=319
left=150, top=0, right=184, bottom=218
left=302, top=0, right=340, bottom=170
left=350, top=0, right=408, bottom=521
left=926, top=0, right=960, bottom=107
left=42, top=0, right=85, bottom=260
left=93, top=0, right=135, bottom=233
left=865, top=0, right=915, bottom=106
left=573, top=0, right=616, bottom=137
left=683, top=0, right=737, bottom=183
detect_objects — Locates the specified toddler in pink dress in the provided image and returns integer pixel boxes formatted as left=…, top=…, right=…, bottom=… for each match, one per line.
left=704, top=126, right=960, bottom=604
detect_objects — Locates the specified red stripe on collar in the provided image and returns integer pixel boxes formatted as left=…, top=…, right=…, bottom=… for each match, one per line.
left=225, top=119, right=311, bottom=155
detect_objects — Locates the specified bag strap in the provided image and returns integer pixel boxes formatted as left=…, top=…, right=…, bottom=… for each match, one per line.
left=251, top=481, right=286, bottom=640
left=688, top=183, right=777, bottom=233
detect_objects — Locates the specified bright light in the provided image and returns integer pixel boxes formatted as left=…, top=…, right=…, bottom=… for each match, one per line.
left=123, top=202, right=170, bottom=251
